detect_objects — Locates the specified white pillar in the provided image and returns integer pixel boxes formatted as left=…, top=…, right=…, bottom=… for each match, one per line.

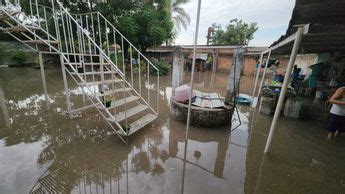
left=100, top=54, right=105, bottom=93
left=60, top=55, right=72, bottom=114
left=172, top=47, right=184, bottom=94
left=256, top=50, right=271, bottom=100
left=251, top=53, right=264, bottom=100
left=264, top=27, right=304, bottom=153
left=39, top=52, right=48, bottom=96
left=225, top=47, right=245, bottom=104
left=0, top=86, right=10, bottom=128
left=186, top=0, right=201, bottom=137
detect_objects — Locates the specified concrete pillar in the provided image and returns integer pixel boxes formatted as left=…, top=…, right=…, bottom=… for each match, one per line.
left=172, top=47, right=184, bottom=94
left=212, top=49, right=218, bottom=73
left=225, top=47, right=245, bottom=104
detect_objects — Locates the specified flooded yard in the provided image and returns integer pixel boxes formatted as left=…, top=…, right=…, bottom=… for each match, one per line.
left=0, top=67, right=344, bottom=193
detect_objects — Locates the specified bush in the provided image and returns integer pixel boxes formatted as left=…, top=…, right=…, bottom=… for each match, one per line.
left=11, top=50, right=28, bottom=64
left=151, top=59, right=171, bottom=76
left=0, top=42, right=5, bottom=64
left=0, top=42, right=5, bottom=55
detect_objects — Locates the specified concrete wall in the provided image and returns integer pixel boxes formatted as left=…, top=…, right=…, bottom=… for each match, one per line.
left=216, top=54, right=258, bottom=75
left=274, top=54, right=318, bottom=76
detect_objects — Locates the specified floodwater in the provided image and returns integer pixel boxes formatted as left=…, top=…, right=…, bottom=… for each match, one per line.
left=0, top=67, right=344, bottom=194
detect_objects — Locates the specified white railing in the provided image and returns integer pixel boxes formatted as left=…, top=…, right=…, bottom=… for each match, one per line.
left=71, top=11, right=160, bottom=115
left=1, top=0, right=160, bottom=138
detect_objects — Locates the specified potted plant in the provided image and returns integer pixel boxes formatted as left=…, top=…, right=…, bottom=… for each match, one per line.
left=122, top=124, right=131, bottom=132
left=103, top=96, right=112, bottom=108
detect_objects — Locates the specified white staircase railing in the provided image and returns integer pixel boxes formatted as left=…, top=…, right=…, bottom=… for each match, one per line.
left=71, top=11, right=160, bottom=114
left=0, top=0, right=160, bottom=142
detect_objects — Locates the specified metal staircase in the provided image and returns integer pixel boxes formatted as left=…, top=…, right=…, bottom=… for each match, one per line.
left=0, top=0, right=160, bottom=143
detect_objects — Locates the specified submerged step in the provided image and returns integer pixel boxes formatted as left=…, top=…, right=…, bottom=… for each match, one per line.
left=128, top=114, right=157, bottom=136
left=107, top=104, right=148, bottom=122
left=80, top=79, right=122, bottom=86
left=67, top=62, right=112, bottom=66
left=105, top=95, right=140, bottom=110
left=71, top=71, right=114, bottom=75
left=96, top=88, right=132, bottom=97
left=22, top=40, right=59, bottom=45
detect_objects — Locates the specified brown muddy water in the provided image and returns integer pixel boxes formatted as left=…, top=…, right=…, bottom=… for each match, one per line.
left=0, top=67, right=344, bottom=194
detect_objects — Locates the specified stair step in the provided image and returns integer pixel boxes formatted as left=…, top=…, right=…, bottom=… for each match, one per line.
left=80, top=79, right=122, bottom=86
left=0, top=25, right=40, bottom=32
left=0, top=10, right=20, bottom=20
left=96, top=88, right=132, bottom=97
left=128, top=114, right=157, bottom=136
left=105, top=96, right=140, bottom=110
left=71, top=71, right=114, bottom=75
left=67, top=62, right=112, bottom=66
left=22, top=40, right=59, bottom=45
left=108, top=104, right=148, bottom=122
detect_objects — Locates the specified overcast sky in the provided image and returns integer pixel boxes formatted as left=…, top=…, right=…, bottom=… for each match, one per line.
left=174, top=0, right=295, bottom=46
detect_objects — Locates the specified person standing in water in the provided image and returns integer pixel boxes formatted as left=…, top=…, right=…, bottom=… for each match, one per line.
left=325, top=86, right=345, bottom=139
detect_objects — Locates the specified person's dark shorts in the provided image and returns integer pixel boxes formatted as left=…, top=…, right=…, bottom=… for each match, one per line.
left=325, top=113, right=345, bottom=132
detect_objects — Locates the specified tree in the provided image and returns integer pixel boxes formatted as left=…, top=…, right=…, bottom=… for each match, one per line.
left=212, top=19, right=258, bottom=45
left=170, top=0, right=191, bottom=32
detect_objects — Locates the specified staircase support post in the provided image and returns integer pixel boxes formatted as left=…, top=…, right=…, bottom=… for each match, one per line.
left=100, top=54, right=105, bottom=93
left=60, top=55, right=72, bottom=115
left=39, top=52, right=48, bottom=96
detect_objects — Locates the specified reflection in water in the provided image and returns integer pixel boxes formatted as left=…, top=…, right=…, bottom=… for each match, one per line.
left=0, top=86, right=10, bottom=128
left=0, top=68, right=250, bottom=193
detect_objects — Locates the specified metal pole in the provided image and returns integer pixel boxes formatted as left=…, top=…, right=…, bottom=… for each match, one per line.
left=251, top=53, right=264, bottom=100
left=38, top=52, right=48, bottom=95
left=264, top=27, right=304, bottom=154
left=257, top=50, right=271, bottom=100
left=60, top=55, right=72, bottom=114
left=186, top=0, right=201, bottom=137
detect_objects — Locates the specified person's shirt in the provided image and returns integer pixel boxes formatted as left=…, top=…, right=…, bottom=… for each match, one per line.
left=330, top=87, right=345, bottom=116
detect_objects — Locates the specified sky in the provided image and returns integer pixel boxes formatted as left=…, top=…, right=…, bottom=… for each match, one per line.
left=174, top=0, right=296, bottom=47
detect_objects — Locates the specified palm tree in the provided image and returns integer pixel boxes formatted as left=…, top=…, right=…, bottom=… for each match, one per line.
left=170, top=0, right=191, bottom=31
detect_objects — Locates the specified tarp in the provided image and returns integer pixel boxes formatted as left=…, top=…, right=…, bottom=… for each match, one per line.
left=192, top=90, right=225, bottom=108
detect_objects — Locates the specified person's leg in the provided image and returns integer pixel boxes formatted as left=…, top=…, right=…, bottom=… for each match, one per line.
left=327, top=132, right=334, bottom=140
left=325, top=113, right=337, bottom=140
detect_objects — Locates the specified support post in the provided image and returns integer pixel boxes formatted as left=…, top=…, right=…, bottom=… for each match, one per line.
left=225, top=47, right=245, bottom=104
left=0, top=86, right=10, bottom=128
left=212, top=49, right=218, bottom=73
left=100, top=54, right=105, bottom=93
left=251, top=53, right=264, bottom=100
left=38, top=52, right=48, bottom=96
left=256, top=50, right=271, bottom=100
left=264, top=27, right=304, bottom=154
left=172, top=47, right=184, bottom=95
left=186, top=0, right=201, bottom=137
left=60, top=55, right=71, bottom=114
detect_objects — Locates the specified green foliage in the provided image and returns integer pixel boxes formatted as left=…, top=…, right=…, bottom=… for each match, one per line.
left=11, top=51, right=28, bottom=64
left=151, top=59, right=171, bottom=76
left=212, top=19, right=259, bottom=45
left=62, top=0, right=173, bottom=51
left=170, top=0, right=191, bottom=31
left=134, top=6, right=173, bottom=51
left=0, top=42, right=5, bottom=56
left=0, top=42, right=5, bottom=64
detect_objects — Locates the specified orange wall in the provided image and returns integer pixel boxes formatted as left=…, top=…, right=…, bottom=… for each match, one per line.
left=216, top=54, right=258, bottom=75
